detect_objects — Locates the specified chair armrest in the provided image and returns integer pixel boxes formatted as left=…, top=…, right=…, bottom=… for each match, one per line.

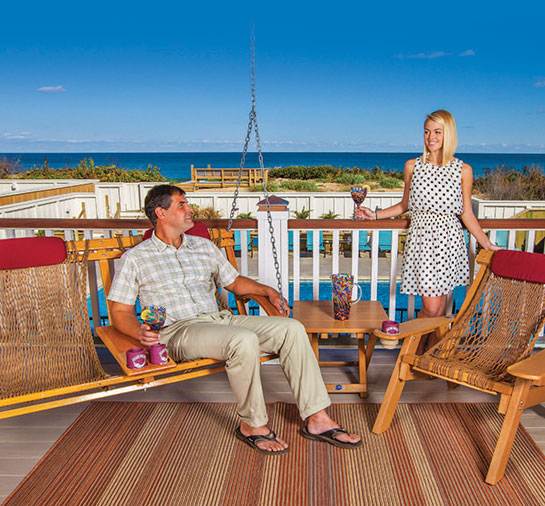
left=507, top=348, right=545, bottom=385
left=96, top=325, right=176, bottom=377
left=373, top=316, right=454, bottom=341
left=235, top=293, right=285, bottom=317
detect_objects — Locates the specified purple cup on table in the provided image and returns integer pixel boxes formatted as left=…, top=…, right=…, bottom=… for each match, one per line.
left=149, top=343, right=169, bottom=365
left=381, top=320, right=400, bottom=335
left=126, top=347, right=147, bottom=369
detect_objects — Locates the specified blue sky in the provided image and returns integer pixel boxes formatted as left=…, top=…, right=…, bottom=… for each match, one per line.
left=1, top=1, right=544, bottom=153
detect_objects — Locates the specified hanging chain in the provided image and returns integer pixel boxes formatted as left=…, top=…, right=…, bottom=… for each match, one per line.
left=227, top=33, right=286, bottom=314
left=227, top=32, right=257, bottom=232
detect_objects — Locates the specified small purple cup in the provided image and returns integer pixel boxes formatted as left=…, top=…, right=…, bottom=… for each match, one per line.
left=149, top=344, right=169, bottom=365
left=381, top=320, right=400, bottom=335
left=126, top=347, right=147, bottom=369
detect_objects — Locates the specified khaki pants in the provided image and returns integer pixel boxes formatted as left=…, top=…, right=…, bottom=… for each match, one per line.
left=160, top=311, right=330, bottom=427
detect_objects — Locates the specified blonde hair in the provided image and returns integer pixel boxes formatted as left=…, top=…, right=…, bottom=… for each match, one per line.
left=422, top=109, right=458, bottom=166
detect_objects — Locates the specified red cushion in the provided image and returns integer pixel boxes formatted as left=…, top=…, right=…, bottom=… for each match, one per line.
left=143, top=221, right=211, bottom=241
left=187, top=221, right=211, bottom=240
left=0, top=237, right=67, bottom=269
left=491, top=250, right=545, bottom=284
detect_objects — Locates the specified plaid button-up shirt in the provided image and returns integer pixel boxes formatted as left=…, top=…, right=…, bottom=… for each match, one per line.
left=108, top=232, right=239, bottom=326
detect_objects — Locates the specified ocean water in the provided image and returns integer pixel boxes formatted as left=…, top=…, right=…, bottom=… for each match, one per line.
left=4, top=152, right=545, bottom=180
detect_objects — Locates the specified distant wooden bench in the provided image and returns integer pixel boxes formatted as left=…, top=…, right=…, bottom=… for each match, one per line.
left=191, top=165, right=268, bottom=190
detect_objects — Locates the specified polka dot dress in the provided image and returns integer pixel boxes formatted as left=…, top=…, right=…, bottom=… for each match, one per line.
left=400, top=157, right=470, bottom=297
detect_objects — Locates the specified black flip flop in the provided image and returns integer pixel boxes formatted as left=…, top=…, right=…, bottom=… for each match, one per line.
left=300, top=426, right=362, bottom=449
left=235, top=427, right=289, bottom=455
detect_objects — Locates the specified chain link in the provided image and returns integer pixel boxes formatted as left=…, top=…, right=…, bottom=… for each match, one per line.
left=226, top=33, right=286, bottom=314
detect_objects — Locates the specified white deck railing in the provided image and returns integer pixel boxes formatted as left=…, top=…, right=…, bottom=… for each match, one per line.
left=287, top=219, right=545, bottom=322
left=1, top=217, right=545, bottom=344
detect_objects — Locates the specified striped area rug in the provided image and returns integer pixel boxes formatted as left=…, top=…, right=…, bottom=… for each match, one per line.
left=5, top=402, right=545, bottom=506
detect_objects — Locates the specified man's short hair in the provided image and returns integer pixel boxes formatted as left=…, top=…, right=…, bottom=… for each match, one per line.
left=144, top=185, right=186, bottom=226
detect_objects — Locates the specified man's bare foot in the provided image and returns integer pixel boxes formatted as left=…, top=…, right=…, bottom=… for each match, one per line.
left=306, top=410, right=361, bottom=445
left=239, top=421, right=288, bottom=453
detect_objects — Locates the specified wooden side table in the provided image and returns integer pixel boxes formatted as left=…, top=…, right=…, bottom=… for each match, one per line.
left=292, top=300, right=387, bottom=397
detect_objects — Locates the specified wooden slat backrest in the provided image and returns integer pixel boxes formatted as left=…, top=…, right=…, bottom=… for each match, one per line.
left=207, top=228, right=238, bottom=271
left=208, top=228, right=236, bottom=248
left=67, top=236, right=145, bottom=324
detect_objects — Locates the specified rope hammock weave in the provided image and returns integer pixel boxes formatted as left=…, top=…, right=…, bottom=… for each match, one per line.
left=0, top=256, right=107, bottom=399
left=415, top=269, right=545, bottom=392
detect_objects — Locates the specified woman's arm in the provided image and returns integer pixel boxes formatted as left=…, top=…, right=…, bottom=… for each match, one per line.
left=460, top=163, right=501, bottom=251
left=356, top=159, right=415, bottom=220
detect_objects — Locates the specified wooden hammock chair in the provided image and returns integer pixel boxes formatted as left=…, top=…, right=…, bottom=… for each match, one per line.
left=372, top=249, right=545, bottom=485
left=0, top=226, right=281, bottom=419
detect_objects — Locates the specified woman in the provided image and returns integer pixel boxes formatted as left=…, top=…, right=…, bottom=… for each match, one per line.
left=357, top=110, right=499, bottom=348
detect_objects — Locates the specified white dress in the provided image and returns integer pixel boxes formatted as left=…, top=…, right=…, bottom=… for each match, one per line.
left=400, top=157, right=470, bottom=297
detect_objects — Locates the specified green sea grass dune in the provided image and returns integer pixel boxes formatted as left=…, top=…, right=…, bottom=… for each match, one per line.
left=7, top=157, right=167, bottom=183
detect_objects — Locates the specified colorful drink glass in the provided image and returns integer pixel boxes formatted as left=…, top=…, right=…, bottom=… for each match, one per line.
left=331, top=273, right=363, bottom=320
left=141, top=306, right=166, bottom=331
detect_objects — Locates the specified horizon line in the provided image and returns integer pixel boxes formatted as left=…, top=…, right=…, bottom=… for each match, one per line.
left=2, top=150, right=545, bottom=155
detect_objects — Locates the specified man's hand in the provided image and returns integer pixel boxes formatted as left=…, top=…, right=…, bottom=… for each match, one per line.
left=111, top=301, right=162, bottom=345
left=266, top=287, right=290, bottom=316
left=138, top=324, right=161, bottom=346
left=226, top=275, right=290, bottom=316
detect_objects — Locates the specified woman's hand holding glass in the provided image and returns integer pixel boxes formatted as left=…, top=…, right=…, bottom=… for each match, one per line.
left=354, top=207, right=376, bottom=220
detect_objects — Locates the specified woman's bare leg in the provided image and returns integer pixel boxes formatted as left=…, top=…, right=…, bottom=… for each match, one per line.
left=416, top=294, right=447, bottom=354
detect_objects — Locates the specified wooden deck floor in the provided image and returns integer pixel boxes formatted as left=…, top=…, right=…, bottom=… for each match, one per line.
left=1, top=348, right=544, bottom=502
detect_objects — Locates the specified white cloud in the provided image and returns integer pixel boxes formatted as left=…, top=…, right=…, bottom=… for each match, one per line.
left=458, top=142, right=545, bottom=153
left=36, top=137, right=87, bottom=143
left=263, top=140, right=299, bottom=145
left=396, top=50, right=476, bottom=59
left=407, top=51, right=450, bottom=59
left=534, top=79, right=545, bottom=88
left=37, top=85, right=67, bottom=93
left=1, top=132, right=26, bottom=139
left=190, top=139, right=241, bottom=145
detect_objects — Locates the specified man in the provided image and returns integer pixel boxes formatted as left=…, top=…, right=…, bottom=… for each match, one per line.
left=108, top=184, right=361, bottom=453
